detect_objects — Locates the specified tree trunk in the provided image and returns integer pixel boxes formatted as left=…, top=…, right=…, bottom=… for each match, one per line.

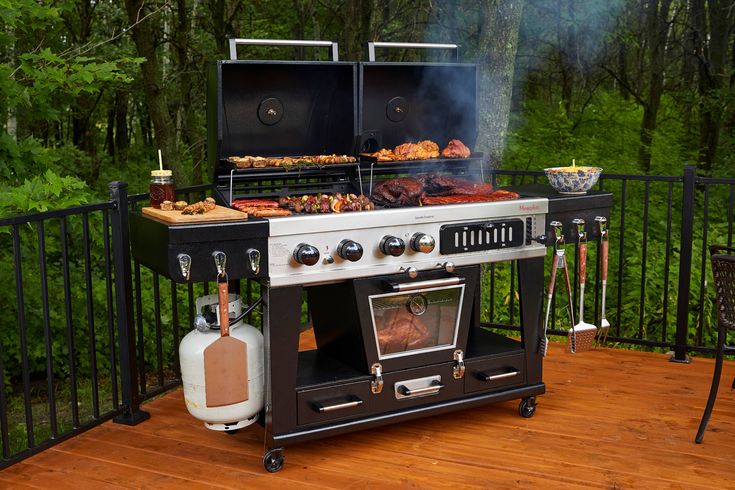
left=173, top=0, right=203, bottom=183
left=476, top=0, right=524, bottom=169
left=115, top=90, right=130, bottom=162
left=637, top=0, right=672, bottom=172
left=125, top=0, right=180, bottom=181
left=557, top=0, right=577, bottom=118
left=696, top=0, right=734, bottom=171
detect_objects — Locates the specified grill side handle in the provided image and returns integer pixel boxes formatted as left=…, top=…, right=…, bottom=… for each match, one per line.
left=228, top=38, right=339, bottom=61
left=367, top=41, right=459, bottom=62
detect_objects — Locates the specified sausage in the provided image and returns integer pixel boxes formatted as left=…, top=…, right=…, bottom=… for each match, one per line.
left=231, top=199, right=279, bottom=208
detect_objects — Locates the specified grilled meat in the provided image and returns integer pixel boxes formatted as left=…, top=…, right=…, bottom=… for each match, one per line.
left=393, top=140, right=440, bottom=160
left=378, top=308, right=433, bottom=354
left=371, top=177, right=424, bottom=206
left=441, top=139, right=471, bottom=158
left=421, top=190, right=520, bottom=206
left=231, top=199, right=279, bottom=208
left=278, top=193, right=374, bottom=214
left=420, top=173, right=494, bottom=196
left=364, top=148, right=398, bottom=161
left=182, top=197, right=216, bottom=215
left=228, top=154, right=356, bottom=169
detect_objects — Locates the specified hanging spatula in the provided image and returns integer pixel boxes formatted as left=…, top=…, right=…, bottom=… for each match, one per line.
left=569, top=219, right=596, bottom=352
left=596, top=217, right=610, bottom=344
left=203, top=252, right=249, bottom=408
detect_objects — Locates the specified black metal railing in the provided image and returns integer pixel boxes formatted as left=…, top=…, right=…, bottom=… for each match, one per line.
left=1, top=165, right=732, bottom=468
left=485, top=166, right=734, bottom=361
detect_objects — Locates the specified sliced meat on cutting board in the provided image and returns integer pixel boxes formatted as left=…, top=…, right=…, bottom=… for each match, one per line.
left=142, top=205, right=247, bottom=224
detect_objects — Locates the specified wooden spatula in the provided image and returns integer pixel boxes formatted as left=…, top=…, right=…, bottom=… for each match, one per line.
left=204, top=262, right=248, bottom=408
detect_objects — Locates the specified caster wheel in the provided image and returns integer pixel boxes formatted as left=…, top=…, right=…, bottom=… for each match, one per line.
left=224, top=429, right=239, bottom=435
left=519, top=397, right=537, bottom=418
left=263, top=448, right=285, bottom=473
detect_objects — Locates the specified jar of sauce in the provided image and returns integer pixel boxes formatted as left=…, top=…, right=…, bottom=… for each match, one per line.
left=150, top=169, right=175, bottom=208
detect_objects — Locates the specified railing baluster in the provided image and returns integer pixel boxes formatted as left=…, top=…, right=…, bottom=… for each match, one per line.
left=0, top=333, right=8, bottom=458
left=13, top=225, right=34, bottom=447
left=37, top=221, right=58, bottom=438
left=616, top=180, right=627, bottom=338
left=188, top=283, right=195, bottom=331
left=60, top=217, right=80, bottom=428
left=153, top=272, right=164, bottom=387
left=134, top=262, right=146, bottom=395
left=489, top=263, right=496, bottom=322
left=103, top=210, right=119, bottom=408
left=172, top=281, right=181, bottom=378
left=697, top=185, right=710, bottom=347
left=638, top=181, right=650, bottom=339
left=728, top=184, right=734, bottom=248
left=509, top=261, right=516, bottom=325
left=662, top=182, right=674, bottom=344
left=82, top=214, right=100, bottom=418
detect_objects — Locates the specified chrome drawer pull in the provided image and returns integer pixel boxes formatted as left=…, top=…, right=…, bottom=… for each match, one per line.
left=315, top=399, right=363, bottom=413
left=397, top=381, right=444, bottom=397
left=477, top=370, right=519, bottom=382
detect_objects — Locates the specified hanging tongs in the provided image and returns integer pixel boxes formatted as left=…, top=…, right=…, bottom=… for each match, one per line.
left=541, top=221, right=577, bottom=356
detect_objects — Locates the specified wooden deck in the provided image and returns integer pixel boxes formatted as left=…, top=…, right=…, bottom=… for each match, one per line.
left=2, top=340, right=735, bottom=489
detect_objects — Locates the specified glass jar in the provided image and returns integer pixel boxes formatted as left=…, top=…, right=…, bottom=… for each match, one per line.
left=149, top=169, right=175, bottom=208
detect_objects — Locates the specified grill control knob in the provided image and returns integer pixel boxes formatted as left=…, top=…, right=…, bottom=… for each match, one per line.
left=380, top=236, right=406, bottom=257
left=293, top=243, right=320, bottom=266
left=337, top=240, right=363, bottom=262
left=410, top=233, right=435, bottom=254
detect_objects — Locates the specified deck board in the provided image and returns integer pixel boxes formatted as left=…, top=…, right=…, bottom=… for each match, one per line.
left=4, top=340, right=735, bottom=489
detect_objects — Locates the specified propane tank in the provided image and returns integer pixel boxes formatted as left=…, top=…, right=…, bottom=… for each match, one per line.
left=179, top=294, right=264, bottom=431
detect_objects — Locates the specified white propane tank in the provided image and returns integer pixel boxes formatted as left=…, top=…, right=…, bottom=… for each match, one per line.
left=179, top=293, right=264, bottom=431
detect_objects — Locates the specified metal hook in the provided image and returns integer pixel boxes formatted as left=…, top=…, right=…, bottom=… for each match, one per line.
left=572, top=218, right=586, bottom=243
left=595, top=216, right=608, bottom=240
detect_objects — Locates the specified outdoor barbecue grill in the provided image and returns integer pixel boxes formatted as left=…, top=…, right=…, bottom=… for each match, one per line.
left=129, top=39, right=612, bottom=473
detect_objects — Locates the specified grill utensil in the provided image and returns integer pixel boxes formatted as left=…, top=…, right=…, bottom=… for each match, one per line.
left=596, top=217, right=610, bottom=344
left=541, top=222, right=576, bottom=355
left=203, top=252, right=249, bottom=408
left=569, top=219, right=596, bottom=352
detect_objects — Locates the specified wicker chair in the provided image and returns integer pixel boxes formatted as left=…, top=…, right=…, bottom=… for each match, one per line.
left=695, top=245, right=735, bottom=443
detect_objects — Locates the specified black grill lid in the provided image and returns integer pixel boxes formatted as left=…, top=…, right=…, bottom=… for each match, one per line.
left=208, top=60, right=358, bottom=178
left=358, top=62, right=478, bottom=153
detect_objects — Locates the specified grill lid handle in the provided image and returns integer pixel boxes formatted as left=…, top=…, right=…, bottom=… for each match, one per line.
left=229, top=38, right=340, bottom=61
left=367, top=41, right=459, bottom=62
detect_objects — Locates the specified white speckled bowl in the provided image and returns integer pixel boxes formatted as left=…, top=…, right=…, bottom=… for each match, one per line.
left=544, top=166, right=602, bottom=195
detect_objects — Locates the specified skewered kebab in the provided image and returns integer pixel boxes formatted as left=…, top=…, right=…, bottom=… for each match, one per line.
left=228, top=154, right=357, bottom=169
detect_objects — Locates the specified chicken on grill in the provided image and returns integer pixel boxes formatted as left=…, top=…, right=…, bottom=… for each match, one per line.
left=441, top=139, right=471, bottom=158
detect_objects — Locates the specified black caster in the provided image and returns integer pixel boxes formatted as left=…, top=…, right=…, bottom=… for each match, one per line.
left=224, top=429, right=239, bottom=435
left=519, top=396, right=537, bottom=418
left=263, top=447, right=285, bottom=473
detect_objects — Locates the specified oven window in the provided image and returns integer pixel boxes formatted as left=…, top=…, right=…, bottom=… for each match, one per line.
left=369, top=285, right=464, bottom=359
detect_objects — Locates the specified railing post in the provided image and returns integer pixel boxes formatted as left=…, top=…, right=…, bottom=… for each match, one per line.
left=109, top=182, right=151, bottom=424
left=671, top=166, right=695, bottom=363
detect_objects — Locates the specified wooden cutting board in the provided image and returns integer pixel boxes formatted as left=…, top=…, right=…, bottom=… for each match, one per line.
left=142, top=205, right=248, bottom=224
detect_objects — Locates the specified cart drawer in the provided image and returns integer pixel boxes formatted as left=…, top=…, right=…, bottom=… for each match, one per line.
left=464, top=353, right=526, bottom=393
left=297, top=381, right=371, bottom=426
left=370, top=362, right=464, bottom=412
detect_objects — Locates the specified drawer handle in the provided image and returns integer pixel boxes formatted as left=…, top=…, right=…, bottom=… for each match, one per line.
left=476, top=370, right=519, bottom=382
left=314, top=398, right=363, bottom=413
left=397, top=380, right=444, bottom=397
